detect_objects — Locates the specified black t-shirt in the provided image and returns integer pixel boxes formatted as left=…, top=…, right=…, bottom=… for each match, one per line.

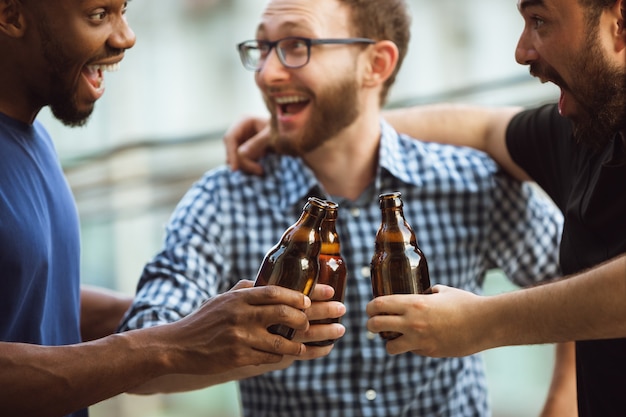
left=507, top=103, right=626, bottom=417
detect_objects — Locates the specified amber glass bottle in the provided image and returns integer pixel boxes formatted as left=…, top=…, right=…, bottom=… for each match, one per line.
left=370, top=192, right=431, bottom=340
left=306, top=200, right=347, bottom=347
left=254, top=197, right=326, bottom=339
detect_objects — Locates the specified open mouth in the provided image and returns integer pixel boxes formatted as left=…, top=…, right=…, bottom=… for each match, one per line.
left=275, top=95, right=310, bottom=116
left=81, top=62, right=121, bottom=90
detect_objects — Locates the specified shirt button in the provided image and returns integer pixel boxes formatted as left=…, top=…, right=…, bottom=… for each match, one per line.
left=367, top=331, right=377, bottom=340
left=365, top=389, right=377, bottom=401
left=360, top=266, right=370, bottom=278
left=350, top=207, right=361, bottom=217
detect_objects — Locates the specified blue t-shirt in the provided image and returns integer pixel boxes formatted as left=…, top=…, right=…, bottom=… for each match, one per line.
left=0, top=112, right=86, bottom=417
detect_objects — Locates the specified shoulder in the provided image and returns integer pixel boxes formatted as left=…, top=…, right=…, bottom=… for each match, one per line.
left=170, top=155, right=290, bottom=222
left=396, top=132, right=499, bottom=180
left=508, top=103, right=571, bottom=140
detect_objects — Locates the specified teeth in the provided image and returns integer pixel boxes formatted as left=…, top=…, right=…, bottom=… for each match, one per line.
left=275, top=96, right=306, bottom=104
left=89, top=62, right=121, bottom=73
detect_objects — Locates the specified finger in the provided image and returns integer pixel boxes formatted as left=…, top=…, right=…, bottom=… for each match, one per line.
left=238, top=155, right=265, bottom=176
left=230, top=279, right=254, bottom=291
left=236, top=126, right=271, bottom=175
left=309, top=283, right=335, bottom=301
left=366, top=294, right=413, bottom=317
left=305, top=300, right=345, bottom=321
left=293, top=343, right=334, bottom=360
left=255, top=298, right=315, bottom=335
left=246, top=334, right=306, bottom=360
left=384, top=335, right=414, bottom=356
left=241, top=124, right=272, bottom=159
left=294, top=323, right=346, bottom=345
left=430, top=284, right=445, bottom=294
left=366, top=312, right=404, bottom=335
left=223, top=116, right=264, bottom=170
left=235, top=136, right=265, bottom=176
left=244, top=285, right=311, bottom=310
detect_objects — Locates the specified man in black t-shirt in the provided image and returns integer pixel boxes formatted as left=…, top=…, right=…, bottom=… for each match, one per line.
left=366, top=1, right=626, bottom=416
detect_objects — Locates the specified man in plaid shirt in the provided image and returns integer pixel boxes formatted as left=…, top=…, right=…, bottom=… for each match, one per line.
left=120, top=0, right=569, bottom=415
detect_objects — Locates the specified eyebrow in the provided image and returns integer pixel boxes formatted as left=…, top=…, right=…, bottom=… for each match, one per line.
left=256, top=20, right=313, bottom=39
left=518, top=0, right=545, bottom=12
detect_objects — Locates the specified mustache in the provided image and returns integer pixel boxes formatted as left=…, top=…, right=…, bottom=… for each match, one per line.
left=529, top=62, right=568, bottom=89
left=91, top=49, right=126, bottom=63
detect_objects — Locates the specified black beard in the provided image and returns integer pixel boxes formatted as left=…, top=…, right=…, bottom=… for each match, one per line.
left=566, top=25, right=626, bottom=149
left=529, top=26, right=626, bottom=150
left=50, top=101, right=93, bottom=128
left=38, top=15, right=94, bottom=127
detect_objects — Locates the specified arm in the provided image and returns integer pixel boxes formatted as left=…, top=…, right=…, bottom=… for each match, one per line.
left=0, top=284, right=316, bottom=417
left=366, top=253, right=626, bottom=357
left=540, top=342, right=578, bottom=417
left=224, top=105, right=530, bottom=180
left=223, top=115, right=271, bottom=175
left=80, top=285, right=133, bottom=341
left=130, top=283, right=346, bottom=394
left=383, top=104, right=530, bottom=180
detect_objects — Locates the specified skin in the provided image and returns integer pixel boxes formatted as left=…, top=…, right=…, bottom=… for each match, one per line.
left=80, top=286, right=134, bottom=342
left=365, top=254, right=626, bottom=352
left=253, top=0, right=399, bottom=201
left=225, top=0, right=579, bottom=415
left=0, top=0, right=345, bottom=414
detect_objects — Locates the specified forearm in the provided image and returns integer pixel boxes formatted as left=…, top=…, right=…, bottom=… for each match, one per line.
left=130, top=298, right=346, bottom=394
left=81, top=285, right=133, bottom=341
left=540, top=342, right=578, bottom=417
left=130, top=361, right=293, bottom=395
left=489, top=254, right=626, bottom=346
left=0, top=330, right=167, bottom=417
left=384, top=104, right=529, bottom=180
left=384, top=103, right=508, bottom=146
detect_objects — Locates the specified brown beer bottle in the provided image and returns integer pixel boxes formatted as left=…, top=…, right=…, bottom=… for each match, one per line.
left=370, top=192, right=431, bottom=340
left=254, top=197, right=326, bottom=339
left=306, top=200, right=347, bottom=347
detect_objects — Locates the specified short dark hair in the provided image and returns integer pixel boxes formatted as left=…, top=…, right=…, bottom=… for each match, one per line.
left=338, top=0, right=411, bottom=105
left=578, top=0, right=619, bottom=24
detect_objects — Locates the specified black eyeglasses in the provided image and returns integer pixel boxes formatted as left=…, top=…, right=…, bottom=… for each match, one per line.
left=237, top=36, right=376, bottom=71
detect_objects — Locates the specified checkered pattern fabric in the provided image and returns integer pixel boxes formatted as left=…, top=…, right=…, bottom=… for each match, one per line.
left=120, top=120, right=563, bottom=417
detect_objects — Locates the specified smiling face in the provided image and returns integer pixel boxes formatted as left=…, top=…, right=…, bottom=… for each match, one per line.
left=254, top=0, right=367, bottom=156
left=22, top=0, right=135, bottom=126
left=516, top=0, right=626, bottom=147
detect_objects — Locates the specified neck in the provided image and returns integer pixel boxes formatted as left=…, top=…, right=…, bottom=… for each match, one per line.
left=304, top=111, right=381, bottom=201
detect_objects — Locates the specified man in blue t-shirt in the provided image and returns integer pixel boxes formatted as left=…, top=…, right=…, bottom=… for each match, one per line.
left=0, top=1, right=343, bottom=416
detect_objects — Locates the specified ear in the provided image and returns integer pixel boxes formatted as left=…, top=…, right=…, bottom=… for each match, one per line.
left=608, top=0, right=626, bottom=50
left=0, top=0, right=26, bottom=37
left=361, top=40, right=399, bottom=89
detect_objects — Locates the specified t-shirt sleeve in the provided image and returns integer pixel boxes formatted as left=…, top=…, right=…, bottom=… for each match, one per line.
left=505, top=103, right=574, bottom=209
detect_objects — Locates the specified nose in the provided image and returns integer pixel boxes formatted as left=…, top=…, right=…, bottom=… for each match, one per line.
left=255, top=47, right=290, bottom=85
left=109, top=16, right=137, bottom=51
left=514, top=29, right=538, bottom=65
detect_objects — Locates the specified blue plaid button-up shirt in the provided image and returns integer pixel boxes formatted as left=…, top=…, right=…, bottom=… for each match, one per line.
left=120, top=120, right=563, bottom=417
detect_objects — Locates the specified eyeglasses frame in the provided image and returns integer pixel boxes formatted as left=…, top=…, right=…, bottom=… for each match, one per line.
left=237, top=36, right=376, bottom=71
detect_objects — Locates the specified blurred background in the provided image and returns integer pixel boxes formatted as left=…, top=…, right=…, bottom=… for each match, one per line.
left=40, top=0, right=561, bottom=415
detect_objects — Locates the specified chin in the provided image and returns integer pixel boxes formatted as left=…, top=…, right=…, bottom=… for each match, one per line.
left=51, top=104, right=94, bottom=127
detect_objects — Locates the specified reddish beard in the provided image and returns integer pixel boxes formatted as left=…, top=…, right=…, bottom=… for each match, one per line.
left=267, top=75, right=360, bottom=156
